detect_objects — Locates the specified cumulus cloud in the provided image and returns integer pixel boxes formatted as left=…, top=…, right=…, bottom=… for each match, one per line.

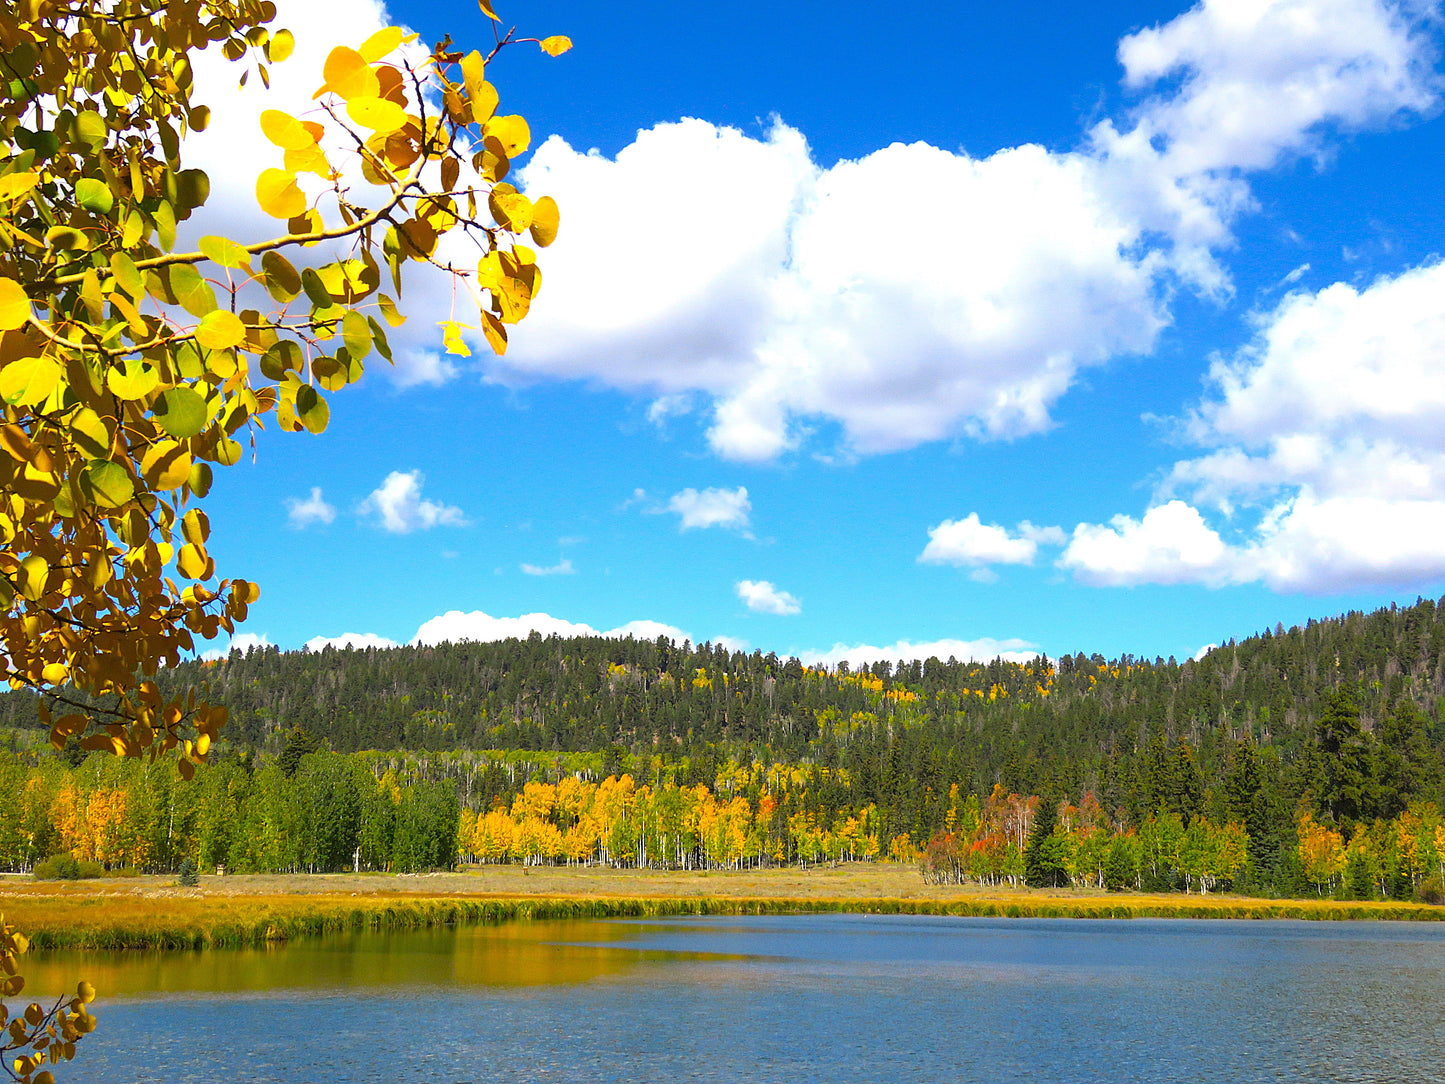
left=285, top=487, right=336, bottom=529
left=736, top=580, right=802, bottom=616
left=800, top=636, right=1043, bottom=669
left=666, top=486, right=752, bottom=532
left=920, top=514, right=1065, bottom=568
left=304, top=632, right=402, bottom=652
left=486, top=0, right=1439, bottom=461
left=521, top=558, right=576, bottom=576
left=1062, top=258, right=1445, bottom=593
left=359, top=471, right=468, bottom=533
left=179, top=0, right=1438, bottom=461
left=411, top=610, right=690, bottom=646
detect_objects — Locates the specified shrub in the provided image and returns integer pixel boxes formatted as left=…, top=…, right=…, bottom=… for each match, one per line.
left=1416, top=875, right=1445, bottom=906
left=33, top=854, right=102, bottom=881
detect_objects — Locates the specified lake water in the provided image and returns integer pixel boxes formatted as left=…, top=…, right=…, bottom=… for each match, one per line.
left=23, top=914, right=1445, bottom=1082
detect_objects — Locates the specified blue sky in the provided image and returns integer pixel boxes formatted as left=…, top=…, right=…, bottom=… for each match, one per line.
left=187, top=0, right=1445, bottom=666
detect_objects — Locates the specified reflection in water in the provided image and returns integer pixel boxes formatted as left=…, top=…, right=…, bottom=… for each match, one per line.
left=24, top=919, right=742, bottom=997
left=23, top=915, right=1445, bottom=1083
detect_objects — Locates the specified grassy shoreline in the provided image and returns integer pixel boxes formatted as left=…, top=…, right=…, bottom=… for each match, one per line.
left=2, top=868, right=1441, bottom=951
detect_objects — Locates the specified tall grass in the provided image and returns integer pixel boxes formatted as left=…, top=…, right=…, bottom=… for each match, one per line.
left=4, top=891, right=1440, bottom=951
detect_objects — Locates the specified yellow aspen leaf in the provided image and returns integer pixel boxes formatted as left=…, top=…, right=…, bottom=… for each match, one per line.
left=320, top=46, right=379, bottom=100
left=106, top=359, right=159, bottom=400
left=358, top=26, right=405, bottom=62
left=346, top=96, right=408, bottom=134
left=0, top=355, right=61, bottom=406
left=529, top=196, right=560, bottom=246
left=0, top=174, right=39, bottom=202
left=141, top=441, right=192, bottom=491
left=483, top=114, right=530, bottom=157
left=260, top=109, right=317, bottom=150
left=198, top=235, right=251, bottom=269
left=79, top=460, right=133, bottom=510
left=178, top=758, right=195, bottom=781
left=176, top=543, right=209, bottom=580
left=481, top=310, right=508, bottom=355
left=181, top=509, right=210, bottom=548
left=377, top=293, right=407, bottom=327
left=489, top=185, right=533, bottom=232
left=285, top=144, right=331, bottom=177
left=539, top=36, right=573, bottom=57
left=41, top=663, right=68, bottom=684
left=256, top=169, right=306, bottom=219
left=439, top=321, right=472, bottom=356
left=0, top=279, right=32, bottom=330
left=267, top=27, right=295, bottom=62
left=69, top=409, right=111, bottom=459
left=478, top=0, right=501, bottom=21
left=195, top=310, right=246, bottom=351
left=18, top=554, right=48, bottom=602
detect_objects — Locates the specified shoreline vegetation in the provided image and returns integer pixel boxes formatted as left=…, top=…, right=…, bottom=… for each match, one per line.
left=3, top=867, right=1442, bottom=952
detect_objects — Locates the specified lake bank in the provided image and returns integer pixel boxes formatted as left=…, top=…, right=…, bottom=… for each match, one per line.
left=2, top=866, right=1442, bottom=949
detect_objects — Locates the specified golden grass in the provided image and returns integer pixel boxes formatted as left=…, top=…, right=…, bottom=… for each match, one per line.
left=1, top=867, right=1439, bottom=951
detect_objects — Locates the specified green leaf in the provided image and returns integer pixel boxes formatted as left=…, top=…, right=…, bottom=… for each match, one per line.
left=301, top=267, right=333, bottom=309
left=169, top=264, right=218, bottom=317
left=367, top=315, right=393, bottom=362
left=79, top=459, right=134, bottom=509
left=76, top=177, right=114, bottom=215
left=260, top=340, right=302, bottom=381
left=199, top=235, right=251, bottom=269
left=73, top=110, right=107, bottom=148
left=153, top=387, right=208, bottom=438
left=188, top=461, right=213, bottom=497
left=294, top=384, right=329, bottom=434
left=261, top=251, right=303, bottom=302
left=153, top=200, right=176, bottom=251
left=341, top=310, right=372, bottom=360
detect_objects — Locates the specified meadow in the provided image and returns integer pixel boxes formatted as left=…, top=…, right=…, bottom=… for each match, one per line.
left=2, top=865, right=1441, bottom=951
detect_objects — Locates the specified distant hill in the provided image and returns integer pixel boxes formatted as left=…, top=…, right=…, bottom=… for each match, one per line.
left=4, top=595, right=1444, bottom=806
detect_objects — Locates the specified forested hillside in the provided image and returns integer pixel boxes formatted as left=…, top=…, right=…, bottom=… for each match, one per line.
left=3, top=597, right=1445, bottom=897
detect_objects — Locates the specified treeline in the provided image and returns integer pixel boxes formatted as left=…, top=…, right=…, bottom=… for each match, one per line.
left=0, top=741, right=459, bottom=875
left=2, top=598, right=1445, bottom=896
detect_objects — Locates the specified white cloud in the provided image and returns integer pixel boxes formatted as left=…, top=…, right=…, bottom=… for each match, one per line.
left=304, top=632, right=401, bottom=652
left=484, top=0, right=1438, bottom=462
left=736, top=580, right=802, bottom=616
left=1192, top=643, right=1219, bottom=661
left=521, top=558, right=576, bottom=576
left=667, top=486, right=752, bottom=532
left=200, top=632, right=274, bottom=660
left=920, top=514, right=1065, bottom=568
left=800, top=636, right=1043, bottom=669
left=285, top=487, right=336, bottom=528
left=1060, top=500, right=1238, bottom=587
left=411, top=610, right=689, bottom=646
left=711, top=635, right=751, bottom=653
left=359, top=471, right=468, bottom=533
left=178, top=0, right=1438, bottom=462
left=1062, top=258, right=1445, bottom=593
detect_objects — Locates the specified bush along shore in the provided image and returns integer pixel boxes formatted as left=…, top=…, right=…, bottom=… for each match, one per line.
left=5, top=891, right=1443, bottom=952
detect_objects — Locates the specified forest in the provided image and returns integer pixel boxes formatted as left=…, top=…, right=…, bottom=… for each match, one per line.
left=2, top=596, right=1445, bottom=899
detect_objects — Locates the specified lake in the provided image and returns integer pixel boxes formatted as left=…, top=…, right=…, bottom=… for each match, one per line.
left=23, top=914, right=1445, bottom=1082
